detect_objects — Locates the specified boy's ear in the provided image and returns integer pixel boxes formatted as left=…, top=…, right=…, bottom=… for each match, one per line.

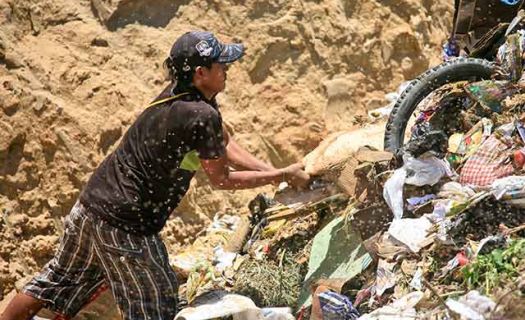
left=194, top=66, right=205, bottom=78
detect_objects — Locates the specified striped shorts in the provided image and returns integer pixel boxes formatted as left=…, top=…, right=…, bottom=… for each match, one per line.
left=23, top=201, right=179, bottom=319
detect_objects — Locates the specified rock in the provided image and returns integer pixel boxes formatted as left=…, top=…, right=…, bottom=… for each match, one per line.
left=91, top=37, right=109, bottom=47
left=322, top=74, right=366, bottom=130
left=32, top=95, right=47, bottom=114
left=1, top=96, right=20, bottom=116
left=90, top=0, right=190, bottom=31
left=0, top=32, right=6, bottom=61
left=26, top=235, right=59, bottom=264
left=7, top=213, right=29, bottom=228
left=24, top=213, right=55, bottom=235
left=0, top=33, right=23, bottom=68
left=3, top=52, right=24, bottom=69
left=46, top=198, right=62, bottom=216
left=249, top=40, right=297, bottom=83
left=55, top=128, right=90, bottom=170
left=98, top=124, right=122, bottom=154
left=323, top=77, right=356, bottom=99
left=0, top=122, right=25, bottom=176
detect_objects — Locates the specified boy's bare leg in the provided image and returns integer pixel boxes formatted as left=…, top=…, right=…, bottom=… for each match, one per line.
left=0, top=293, right=44, bottom=320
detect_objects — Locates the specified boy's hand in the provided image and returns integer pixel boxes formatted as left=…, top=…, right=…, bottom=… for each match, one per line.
left=282, top=163, right=310, bottom=189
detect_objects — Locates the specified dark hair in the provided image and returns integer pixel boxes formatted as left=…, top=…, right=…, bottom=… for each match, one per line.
left=163, top=56, right=213, bottom=90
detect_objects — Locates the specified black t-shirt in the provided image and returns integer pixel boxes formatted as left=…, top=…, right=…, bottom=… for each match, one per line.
left=79, top=86, right=225, bottom=235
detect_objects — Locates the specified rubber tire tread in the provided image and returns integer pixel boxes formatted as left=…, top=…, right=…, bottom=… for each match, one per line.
left=384, top=58, right=496, bottom=153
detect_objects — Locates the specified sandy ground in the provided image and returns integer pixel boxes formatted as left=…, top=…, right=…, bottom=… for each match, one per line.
left=0, top=0, right=452, bottom=315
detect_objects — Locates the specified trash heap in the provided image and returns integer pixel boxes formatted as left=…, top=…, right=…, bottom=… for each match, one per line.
left=171, top=125, right=525, bottom=319
left=171, top=33, right=525, bottom=320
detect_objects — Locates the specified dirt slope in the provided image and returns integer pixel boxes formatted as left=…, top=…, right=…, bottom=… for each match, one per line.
left=0, top=0, right=453, bottom=302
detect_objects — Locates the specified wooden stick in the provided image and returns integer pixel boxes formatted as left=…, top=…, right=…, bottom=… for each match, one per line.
left=421, top=278, right=458, bottom=319
left=267, top=194, right=348, bottom=222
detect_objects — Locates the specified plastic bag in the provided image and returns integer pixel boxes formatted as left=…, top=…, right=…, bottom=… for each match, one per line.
left=490, top=175, right=525, bottom=200
left=446, top=290, right=496, bottom=320
left=383, top=155, right=454, bottom=219
left=388, top=215, right=434, bottom=253
left=465, top=80, right=518, bottom=112
left=359, top=292, right=423, bottom=320
left=383, top=168, right=407, bottom=220
left=404, top=155, right=454, bottom=186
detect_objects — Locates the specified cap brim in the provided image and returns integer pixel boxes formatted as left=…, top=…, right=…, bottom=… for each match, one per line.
left=216, top=43, right=244, bottom=63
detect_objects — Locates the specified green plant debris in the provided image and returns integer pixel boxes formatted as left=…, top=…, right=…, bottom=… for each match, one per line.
left=232, top=252, right=305, bottom=308
left=463, top=239, right=525, bottom=294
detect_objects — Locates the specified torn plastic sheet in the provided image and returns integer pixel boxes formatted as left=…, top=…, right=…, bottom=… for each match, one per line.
left=207, top=213, right=241, bottom=234
left=383, top=155, right=454, bottom=219
left=358, top=291, right=424, bottom=320
left=212, top=247, right=237, bottom=272
left=375, top=259, right=397, bottom=297
left=175, top=291, right=295, bottom=320
left=383, top=168, right=407, bottom=220
left=409, top=268, right=423, bottom=291
left=490, top=175, right=525, bottom=200
left=407, top=194, right=436, bottom=211
left=430, top=200, right=453, bottom=241
left=445, top=290, right=496, bottom=320
left=404, top=155, right=454, bottom=186
left=388, top=215, right=434, bottom=253
left=465, top=80, right=519, bottom=112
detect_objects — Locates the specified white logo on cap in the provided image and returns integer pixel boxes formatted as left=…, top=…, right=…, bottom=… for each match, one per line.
left=196, top=40, right=213, bottom=57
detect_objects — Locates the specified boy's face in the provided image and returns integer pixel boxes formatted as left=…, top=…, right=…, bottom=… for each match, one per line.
left=197, top=62, right=228, bottom=95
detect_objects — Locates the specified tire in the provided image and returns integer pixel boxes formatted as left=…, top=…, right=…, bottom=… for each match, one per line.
left=384, top=58, right=496, bottom=153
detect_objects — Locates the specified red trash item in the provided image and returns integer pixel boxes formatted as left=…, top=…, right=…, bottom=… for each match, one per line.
left=457, top=251, right=469, bottom=266
left=459, top=135, right=514, bottom=186
left=513, top=149, right=525, bottom=168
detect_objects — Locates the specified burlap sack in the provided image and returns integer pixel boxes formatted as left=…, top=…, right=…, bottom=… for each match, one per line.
left=302, top=125, right=390, bottom=196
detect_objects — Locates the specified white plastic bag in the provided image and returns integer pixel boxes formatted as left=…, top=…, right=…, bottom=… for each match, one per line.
left=446, top=290, right=496, bottom=320
left=383, top=168, right=407, bottom=220
left=404, top=155, right=454, bottom=186
left=175, top=291, right=295, bottom=320
left=383, top=155, right=454, bottom=219
left=388, top=215, right=434, bottom=253
left=490, top=175, right=525, bottom=200
left=359, top=292, right=423, bottom=320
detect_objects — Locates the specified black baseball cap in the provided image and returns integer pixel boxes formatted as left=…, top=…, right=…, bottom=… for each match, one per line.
left=169, top=31, right=244, bottom=74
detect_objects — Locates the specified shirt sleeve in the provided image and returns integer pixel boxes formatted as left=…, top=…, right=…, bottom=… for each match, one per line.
left=191, top=107, right=226, bottom=160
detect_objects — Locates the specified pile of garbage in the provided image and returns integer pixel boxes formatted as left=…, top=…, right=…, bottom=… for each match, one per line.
left=170, top=32, right=525, bottom=320
left=171, top=119, right=525, bottom=320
